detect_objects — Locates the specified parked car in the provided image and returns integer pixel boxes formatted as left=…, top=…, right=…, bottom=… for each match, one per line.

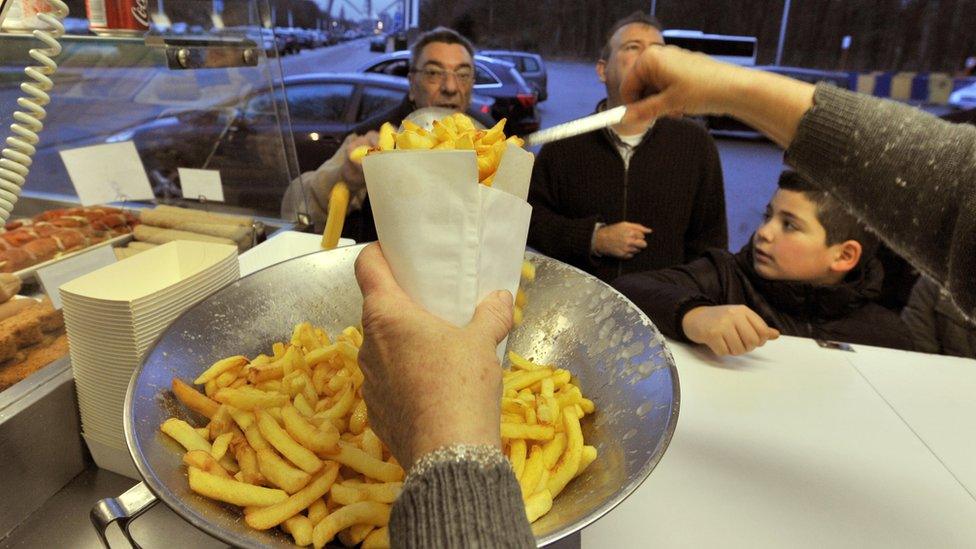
left=704, top=66, right=850, bottom=137
left=369, top=33, right=388, bottom=52
left=104, top=73, right=494, bottom=213
left=479, top=49, right=548, bottom=102
left=358, top=50, right=540, bottom=135
left=941, top=105, right=976, bottom=125
left=948, top=81, right=976, bottom=111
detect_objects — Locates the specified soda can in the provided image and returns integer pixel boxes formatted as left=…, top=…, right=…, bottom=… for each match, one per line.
left=85, top=0, right=149, bottom=36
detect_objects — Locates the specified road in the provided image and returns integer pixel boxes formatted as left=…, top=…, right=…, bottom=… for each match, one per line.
left=7, top=39, right=781, bottom=250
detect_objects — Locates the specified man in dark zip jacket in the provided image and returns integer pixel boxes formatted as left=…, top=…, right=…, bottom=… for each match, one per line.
left=527, top=12, right=728, bottom=284
left=614, top=171, right=914, bottom=355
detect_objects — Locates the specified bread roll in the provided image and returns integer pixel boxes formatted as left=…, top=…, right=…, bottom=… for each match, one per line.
left=133, top=224, right=237, bottom=247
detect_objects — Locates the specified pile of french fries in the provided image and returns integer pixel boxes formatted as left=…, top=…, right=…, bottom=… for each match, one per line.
left=161, top=321, right=595, bottom=548
left=502, top=351, right=597, bottom=522
left=350, top=113, right=524, bottom=187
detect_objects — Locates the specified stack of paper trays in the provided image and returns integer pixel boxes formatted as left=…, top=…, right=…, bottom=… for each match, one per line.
left=60, top=241, right=239, bottom=478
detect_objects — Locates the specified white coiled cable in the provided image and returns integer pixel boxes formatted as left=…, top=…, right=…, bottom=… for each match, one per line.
left=0, top=0, right=68, bottom=224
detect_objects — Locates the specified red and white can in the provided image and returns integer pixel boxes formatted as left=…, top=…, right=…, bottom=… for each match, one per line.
left=85, top=0, right=149, bottom=37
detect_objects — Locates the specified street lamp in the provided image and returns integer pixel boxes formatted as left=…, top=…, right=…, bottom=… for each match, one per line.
left=774, top=0, right=792, bottom=66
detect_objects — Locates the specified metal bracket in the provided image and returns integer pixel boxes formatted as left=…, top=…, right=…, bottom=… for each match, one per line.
left=91, top=481, right=159, bottom=548
left=144, top=34, right=260, bottom=70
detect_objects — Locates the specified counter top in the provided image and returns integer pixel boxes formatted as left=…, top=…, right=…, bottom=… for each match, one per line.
left=582, top=336, right=976, bottom=547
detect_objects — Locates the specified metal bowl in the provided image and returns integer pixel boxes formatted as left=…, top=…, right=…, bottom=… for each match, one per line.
left=124, top=245, right=679, bottom=547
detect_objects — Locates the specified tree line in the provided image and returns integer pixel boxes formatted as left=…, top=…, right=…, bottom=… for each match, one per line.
left=421, top=0, right=976, bottom=73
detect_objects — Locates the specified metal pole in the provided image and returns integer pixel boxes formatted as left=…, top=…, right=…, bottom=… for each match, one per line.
left=775, top=0, right=791, bottom=66
left=650, top=0, right=657, bottom=16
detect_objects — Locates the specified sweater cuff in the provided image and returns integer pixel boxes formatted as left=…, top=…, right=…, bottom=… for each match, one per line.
left=674, top=297, right=716, bottom=342
left=390, top=445, right=535, bottom=549
left=566, top=216, right=600, bottom=261
left=784, top=83, right=860, bottom=185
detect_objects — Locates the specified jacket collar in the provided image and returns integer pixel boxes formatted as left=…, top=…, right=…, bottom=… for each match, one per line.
left=733, top=240, right=885, bottom=320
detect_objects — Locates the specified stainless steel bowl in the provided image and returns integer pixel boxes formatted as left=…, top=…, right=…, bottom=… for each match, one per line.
left=123, top=245, right=679, bottom=547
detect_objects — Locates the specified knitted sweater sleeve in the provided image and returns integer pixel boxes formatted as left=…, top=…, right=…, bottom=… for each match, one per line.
left=786, top=83, right=976, bottom=320
left=389, top=445, right=535, bottom=549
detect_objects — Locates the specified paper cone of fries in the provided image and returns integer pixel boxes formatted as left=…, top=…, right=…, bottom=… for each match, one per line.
left=363, top=143, right=534, bottom=355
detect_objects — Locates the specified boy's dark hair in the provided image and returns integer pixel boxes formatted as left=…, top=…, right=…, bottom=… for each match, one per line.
left=600, top=11, right=664, bottom=61
left=777, top=170, right=879, bottom=264
left=410, top=27, right=476, bottom=69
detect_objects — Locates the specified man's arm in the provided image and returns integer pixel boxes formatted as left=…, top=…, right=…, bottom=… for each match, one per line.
left=785, top=84, right=976, bottom=319
left=527, top=146, right=601, bottom=264
left=621, top=45, right=976, bottom=320
left=280, top=135, right=352, bottom=229
left=684, top=131, right=728, bottom=261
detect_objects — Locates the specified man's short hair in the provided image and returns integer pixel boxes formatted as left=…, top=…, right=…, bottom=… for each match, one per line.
left=600, top=11, right=664, bottom=61
left=409, top=27, right=476, bottom=69
left=777, top=170, right=879, bottom=263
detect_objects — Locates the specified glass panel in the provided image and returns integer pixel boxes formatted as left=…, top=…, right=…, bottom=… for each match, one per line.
left=523, top=57, right=540, bottom=72
left=0, top=0, right=305, bottom=218
left=285, top=83, right=354, bottom=123
left=358, top=85, right=404, bottom=122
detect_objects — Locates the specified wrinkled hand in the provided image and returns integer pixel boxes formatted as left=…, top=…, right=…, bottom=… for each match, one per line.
left=340, top=131, right=380, bottom=190
left=594, top=222, right=653, bottom=259
left=619, top=45, right=746, bottom=124
left=355, top=243, right=514, bottom=470
left=681, top=305, right=780, bottom=356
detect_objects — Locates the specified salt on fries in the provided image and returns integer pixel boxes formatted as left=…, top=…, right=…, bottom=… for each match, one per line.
left=349, top=112, right=525, bottom=187
left=161, top=322, right=596, bottom=547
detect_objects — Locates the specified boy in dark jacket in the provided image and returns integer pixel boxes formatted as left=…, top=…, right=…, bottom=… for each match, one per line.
left=613, top=171, right=913, bottom=356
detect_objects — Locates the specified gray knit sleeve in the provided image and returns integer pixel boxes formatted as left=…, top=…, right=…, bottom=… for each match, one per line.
left=785, top=83, right=976, bottom=320
left=389, top=445, right=535, bottom=549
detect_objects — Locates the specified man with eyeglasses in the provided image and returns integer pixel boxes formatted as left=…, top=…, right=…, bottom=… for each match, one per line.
left=281, top=27, right=484, bottom=241
left=527, top=11, right=729, bottom=284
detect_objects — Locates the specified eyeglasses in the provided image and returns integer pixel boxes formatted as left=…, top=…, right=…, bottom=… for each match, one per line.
left=411, top=67, right=475, bottom=85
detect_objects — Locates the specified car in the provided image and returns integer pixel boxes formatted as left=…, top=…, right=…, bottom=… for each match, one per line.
left=104, top=73, right=495, bottom=213
left=358, top=50, right=540, bottom=135
left=948, top=81, right=976, bottom=111
left=369, top=33, right=388, bottom=52
left=941, top=105, right=976, bottom=125
left=479, top=49, right=548, bottom=102
left=704, top=66, right=851, bottom=137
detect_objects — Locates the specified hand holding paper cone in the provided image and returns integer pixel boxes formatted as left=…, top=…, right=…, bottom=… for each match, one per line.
left=362, top=111, right=534, bottom=360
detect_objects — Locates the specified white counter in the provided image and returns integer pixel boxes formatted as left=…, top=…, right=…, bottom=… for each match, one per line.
left=582, top=336, right=976, bottom=547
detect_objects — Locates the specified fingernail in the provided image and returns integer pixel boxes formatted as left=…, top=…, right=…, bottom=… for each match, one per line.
left=496, top=290, right=513, bottom=306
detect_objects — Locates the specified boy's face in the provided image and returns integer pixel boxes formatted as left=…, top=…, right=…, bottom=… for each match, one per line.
left=752, top=189, right=855, bottom=285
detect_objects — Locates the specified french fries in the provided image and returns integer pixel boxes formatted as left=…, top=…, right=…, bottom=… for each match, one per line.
left=502, top=351, right=597, bottom=522
left=187, top=467, right=288, bottom=507
left=351, top=114, right=525, bottom=186
left=160, top=323, right=597, bottom=547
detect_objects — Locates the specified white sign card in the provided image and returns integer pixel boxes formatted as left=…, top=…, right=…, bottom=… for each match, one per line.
left=37, top=243, right=118, bottom=309
left=178, top=168, right=225, bottom=202
left=59, top=142, right=154, bottom=206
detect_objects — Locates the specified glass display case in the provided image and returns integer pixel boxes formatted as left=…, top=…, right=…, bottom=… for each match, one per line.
left=0, top=0, right=308, bottom=219
left=0, top=1, right=316, bottom=537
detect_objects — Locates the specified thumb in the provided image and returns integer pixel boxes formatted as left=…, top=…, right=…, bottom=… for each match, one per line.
left=468, top=290, right=514, bottom=345
left=766, top=327, right=781, bottom=340
left=622, top=89, right=676, bottom=126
